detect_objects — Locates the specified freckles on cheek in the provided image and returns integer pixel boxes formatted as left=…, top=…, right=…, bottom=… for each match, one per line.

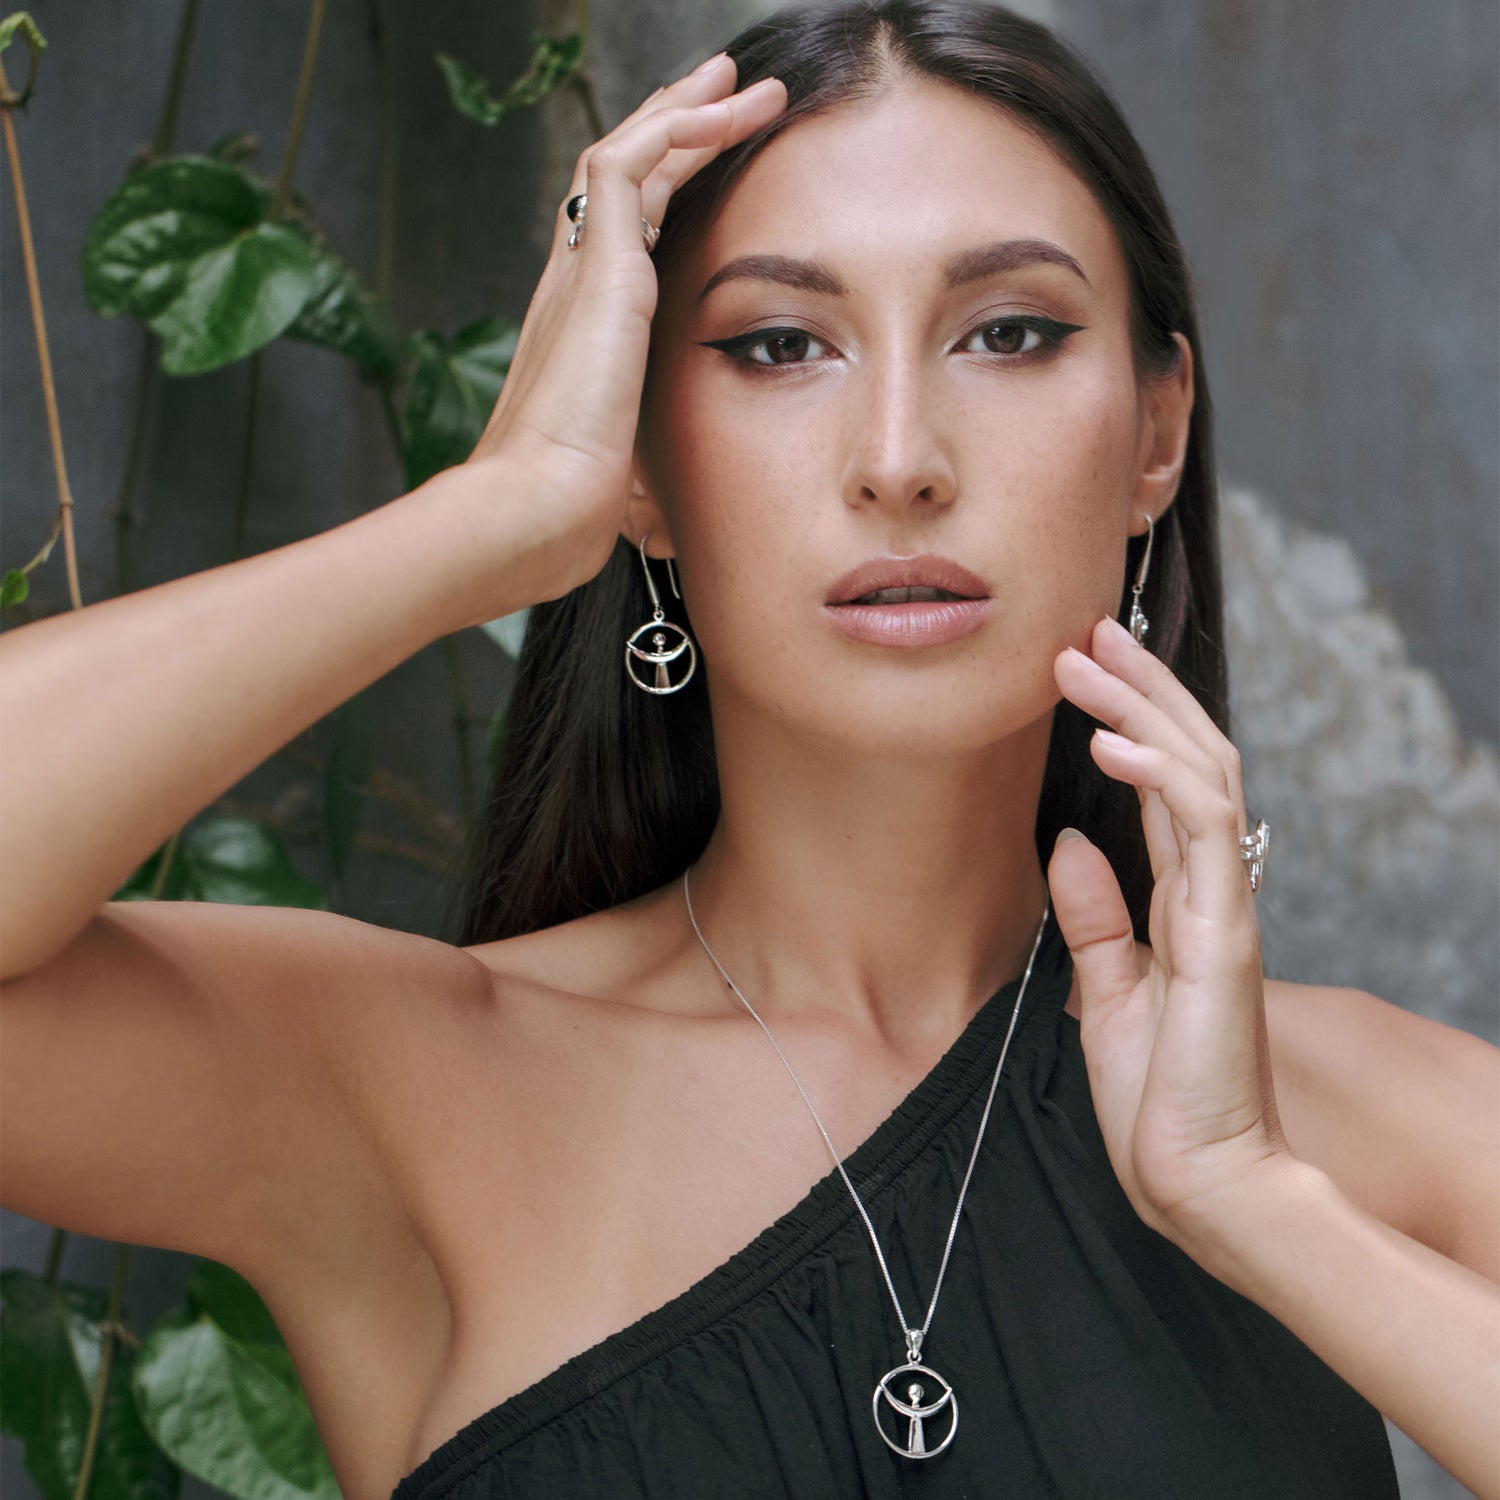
left=1042, top=382, right=1139, bottom=518
left=681, top=392, right=809, bottom=528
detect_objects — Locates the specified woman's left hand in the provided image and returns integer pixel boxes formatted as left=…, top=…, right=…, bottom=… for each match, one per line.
left=1047, top=613, right=1296, bottom=1248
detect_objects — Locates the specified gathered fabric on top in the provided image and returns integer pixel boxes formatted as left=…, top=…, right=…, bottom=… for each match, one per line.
left=390, top=917, right=1399, bottom=1499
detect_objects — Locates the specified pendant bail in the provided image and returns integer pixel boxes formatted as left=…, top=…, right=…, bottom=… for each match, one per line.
left=905, top=1328, right=924, bottom=1364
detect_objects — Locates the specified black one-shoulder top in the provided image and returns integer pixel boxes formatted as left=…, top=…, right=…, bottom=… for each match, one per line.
left=390, top=916, right=1399, bottom=1499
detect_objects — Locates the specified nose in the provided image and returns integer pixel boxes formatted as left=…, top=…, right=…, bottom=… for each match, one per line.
left=839, top=347, right=958, bottom=516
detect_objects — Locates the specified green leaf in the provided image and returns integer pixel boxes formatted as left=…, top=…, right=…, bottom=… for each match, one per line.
left=0, top=1269, right=178, bottom=1500
left=285, top=242, right=402, bottom=380
left=0, top=11, right=45, bottom=60
left=1, top=567, right=30, bottom=606
left=324, top=692, right=372, bottom=882
left=434, top=53, right=506, bottom=127
left=0, top=13, right=46, bottom=106
left=150, top=224, right=321, bottom=375
left=437, top=30, right=583, bottom=126
left=84, top=158, right=269, bottom=318
left=402, top=316, right=518, bottom=489
left=184, top=1263, right=286, bottom=1359
left=83, top=157, right=321, bottom=375
left=132, top=1265, right=336, bottom=1500
left=113, top=817, right=325, bottom=909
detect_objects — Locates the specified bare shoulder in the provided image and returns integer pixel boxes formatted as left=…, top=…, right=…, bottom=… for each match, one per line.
left=1260, top=975, right=1500, bottom=1279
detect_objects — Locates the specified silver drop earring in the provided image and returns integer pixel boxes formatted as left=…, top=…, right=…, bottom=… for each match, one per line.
left=624, top=533, right=698, bottom=695
left=1127, top=512, right=1156, bottom=644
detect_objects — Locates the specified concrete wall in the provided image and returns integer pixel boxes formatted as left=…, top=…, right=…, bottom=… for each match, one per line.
left=3, top=3, right=1493, bottom=1498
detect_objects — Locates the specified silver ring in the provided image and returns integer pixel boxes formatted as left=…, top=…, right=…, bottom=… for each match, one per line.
left=1238, top=818, right=1270, bottom=893
left=565, top=193, right=660, bottom=253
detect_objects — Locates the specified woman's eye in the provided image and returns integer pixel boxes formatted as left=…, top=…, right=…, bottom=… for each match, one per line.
left=700, top=327, right=832, bottom=367
left=957, top=315, right=1084, bottom=358
left=698, top=314, right=1083, bottom=371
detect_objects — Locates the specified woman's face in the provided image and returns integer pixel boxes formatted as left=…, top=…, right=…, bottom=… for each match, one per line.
left=637, top=79, right=1188, bottom=758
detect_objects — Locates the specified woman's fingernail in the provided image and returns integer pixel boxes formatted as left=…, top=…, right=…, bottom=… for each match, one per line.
left=1101, top=615, right=1135, bottom=645
left=1065, top=646, right=1103, bottom=671
left=1056, top=826, right=1086, bottom=846
left=692, top=50, right=729, bottom=74
left=1094, top=728, right=1134, bottom=751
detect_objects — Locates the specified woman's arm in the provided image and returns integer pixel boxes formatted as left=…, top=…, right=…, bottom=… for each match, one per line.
left=0, top=58, right=788, bottom=986
left=1046, top=615, right=1500, bottom=1500
left=1175, top=1157, right=1500, bottom=1500
left=0, top=463, right=535, bottom=980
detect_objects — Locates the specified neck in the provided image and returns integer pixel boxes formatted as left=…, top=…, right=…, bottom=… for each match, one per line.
left=682, top=704, right=1054, bottom=1053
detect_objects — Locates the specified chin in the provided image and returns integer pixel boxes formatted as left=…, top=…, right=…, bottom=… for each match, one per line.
left=717, top=658, right=1059, bottom=763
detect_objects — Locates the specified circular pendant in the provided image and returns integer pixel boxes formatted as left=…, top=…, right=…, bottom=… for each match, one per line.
left=872, top=1362, right=957, bottom=1458
left=624, top=620, right=697, bottom=695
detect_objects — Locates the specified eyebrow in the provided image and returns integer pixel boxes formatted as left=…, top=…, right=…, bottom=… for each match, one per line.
left=694, top=237, right=1091, bottom=304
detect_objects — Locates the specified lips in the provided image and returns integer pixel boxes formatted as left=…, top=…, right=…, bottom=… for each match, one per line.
left=825, top=554, right=991, bottom=606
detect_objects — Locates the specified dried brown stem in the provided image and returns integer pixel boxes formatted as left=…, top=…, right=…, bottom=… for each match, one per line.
left=0, top=53, right=83, bottom=611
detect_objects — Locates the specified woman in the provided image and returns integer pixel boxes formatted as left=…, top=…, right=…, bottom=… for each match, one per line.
left=2, top=2, right=1495, bottom=1497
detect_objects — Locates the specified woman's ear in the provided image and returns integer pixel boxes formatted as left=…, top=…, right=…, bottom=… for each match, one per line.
left=622, top=457, right=676, bottom=558
left=1130, top=331, right=1194, bottom=532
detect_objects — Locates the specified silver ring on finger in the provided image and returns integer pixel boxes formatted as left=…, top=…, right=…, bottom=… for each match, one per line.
left=1238, top=817, right=1270, bottom=894
left=565, top=193, right=661, bottom=253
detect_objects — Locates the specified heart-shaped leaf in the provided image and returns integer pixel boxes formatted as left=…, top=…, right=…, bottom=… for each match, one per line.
left=402, top=316, right=518, bottom=489
left=0, top=1269, right=179, bottom=1500
left=84, top=157, right=322, bottom=375
left=131, top=1263, right=335, bottom=1500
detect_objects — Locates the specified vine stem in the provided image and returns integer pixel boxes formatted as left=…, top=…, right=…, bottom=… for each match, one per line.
left=0, top=38, right=171, bottom=1500
left=570, top=0, right=606, bottom=139
left=71, top=1243, right=132, bottom=1500
left=152, top=0, right=202, bottom=157
left=0, top=54, right=83, bottom=611
left=110, top=336, right=155, bottom=596
left=235, top=0, right=328, bottom=566
left=570, top=72, right=606, bottom=141
left=64, top=5, right=325, bottom=1479
left=273, top=0, right=327, bottom=218
left=356, top=0, right=482, bottom=815
left=111, top=0, right=206, bottom=596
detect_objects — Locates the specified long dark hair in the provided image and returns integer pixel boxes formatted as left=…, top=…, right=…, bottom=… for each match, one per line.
left=448, top=0, right=1225, bottom=947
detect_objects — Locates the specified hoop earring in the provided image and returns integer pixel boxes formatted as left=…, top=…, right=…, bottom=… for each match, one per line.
left=624, top=533, right=698, bottom=695
left=1127, top=513, right=1156, bottom=644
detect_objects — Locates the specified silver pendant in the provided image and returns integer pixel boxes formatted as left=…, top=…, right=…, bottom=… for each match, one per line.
left=872, top=1359, right=957, bottom=1458
left=624, top=618, right=697, bottom=694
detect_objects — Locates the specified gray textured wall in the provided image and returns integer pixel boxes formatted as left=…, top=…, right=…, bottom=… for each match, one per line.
left=2, top=3, right=1493, bottom=1499
left=1057, top=0, right=1499, bottom=748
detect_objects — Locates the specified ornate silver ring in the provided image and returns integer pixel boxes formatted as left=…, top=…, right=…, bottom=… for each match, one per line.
left=565, top=193, right=660, bottom=253
left=1238, top=818, right=1270, bottom=893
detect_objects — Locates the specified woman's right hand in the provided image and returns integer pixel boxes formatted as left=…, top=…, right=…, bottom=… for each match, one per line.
left=462, top=52, right=788, bottom=607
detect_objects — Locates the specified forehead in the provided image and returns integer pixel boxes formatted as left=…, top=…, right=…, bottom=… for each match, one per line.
left=680, top=79, right=1125, bottom=305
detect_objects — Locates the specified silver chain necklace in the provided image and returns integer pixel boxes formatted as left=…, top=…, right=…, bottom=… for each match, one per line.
left=681, top=868, right=1051, bottom=1461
